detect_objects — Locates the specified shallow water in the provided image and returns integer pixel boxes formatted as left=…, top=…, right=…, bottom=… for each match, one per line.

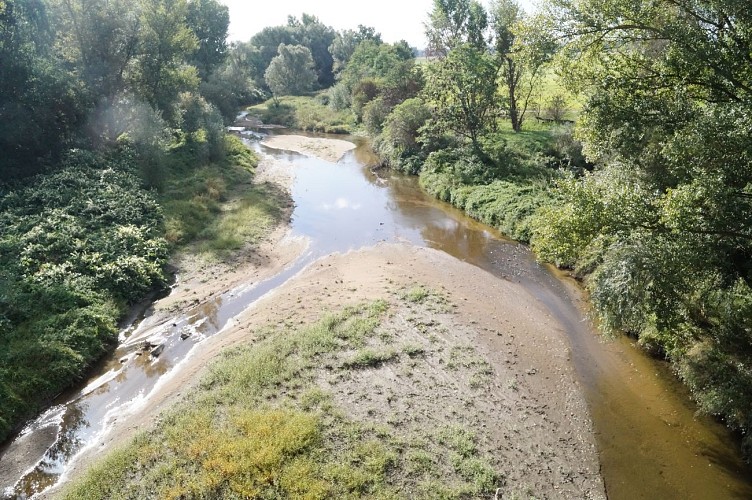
left=1, top=132, right=750, bottom=498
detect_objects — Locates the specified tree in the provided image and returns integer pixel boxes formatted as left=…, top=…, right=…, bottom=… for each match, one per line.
left=489, top=1, right=555, bottom=132
left=329, top=25, right=382, bottom=75
left=264, top=44, right=316, bottom=102
left=376, top=97, right=432, bottom=173
left=200, top=41, right=262, bottom=122
left=425, top=0, right=488, bottom=57
left=186, top=0, right=229, bottom=81
left=287, top=14, right=336, bottom=87
left=250, top=14, right=336, bottom=89
left=52, top=0, right=142, bottom=106
left=130, top=0, right=199, bottom=122
left=249, top=25, right=296, bottom=84
left=422, top=44, right=498, bottom=150
left=0, top=0, right=83, bottom=178
left=539, top=0, right=752, bottom=455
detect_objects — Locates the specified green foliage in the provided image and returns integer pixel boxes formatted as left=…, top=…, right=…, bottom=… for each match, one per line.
left=328, top=24, right=382, bottom=75
left=0, top=0, right=84, bottom=178
left=249, top=94, right=355, bottom=133
left=416, top=134, right=554, bottom=242
left=159, top=134, right=288, bottom=255
left=264, top=44, right=318, bottom=100
left=536, top=0, right=752, bottom=457
left=425, top=0, right=489, bottom=57
left=175, top=91, right=226, bottom=162
left=375, top=97, right=431, bottom=173
left=343, top=348, right=398, bottom=369
left=128, top=0, right=200, bottom=122
left=200, top=41, right=265, bottom=123
left=361, top=96, right=390, bottom=136
left=250, top=14, right=336, bottom=89
left=185, top=0, right=229, bottom=80
left=338, top=41, right=410, bottom=92
left=0, top=0, right=289, bottom=450
left=422, top=45, right=499, bottom=149
left=0, top=149, right=168, bottom=441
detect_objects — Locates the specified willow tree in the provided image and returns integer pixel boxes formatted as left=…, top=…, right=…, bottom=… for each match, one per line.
left=264, top=44, right=317, bottom=103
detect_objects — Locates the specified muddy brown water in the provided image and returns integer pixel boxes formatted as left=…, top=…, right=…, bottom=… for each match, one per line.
left=1, top=132, right=750, bottom=499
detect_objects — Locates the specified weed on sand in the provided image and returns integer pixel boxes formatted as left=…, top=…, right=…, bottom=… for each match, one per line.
left=63, top=295, right=505, bottom=499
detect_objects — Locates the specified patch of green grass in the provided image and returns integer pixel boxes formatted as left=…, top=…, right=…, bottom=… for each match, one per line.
left=438, top=425, right=501, bottom=494
left=526, top=66, right=583, bottom=122
left=402, top=344, right=427, bottom=358
left=160, top=135, right=289, bottom=256
left=495, top=120, right=556, bottom=155
left=248, top=93, right=356, bottom=134
left=403, top=285, right=430, bottom=303
left=398, top=285, right=454, bottom=313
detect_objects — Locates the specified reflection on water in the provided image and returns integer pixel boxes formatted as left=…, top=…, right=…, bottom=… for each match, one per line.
left=1, top=131, right=751, bottom=499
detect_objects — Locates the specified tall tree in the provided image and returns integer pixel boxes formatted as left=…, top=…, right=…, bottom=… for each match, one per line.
left=250, top=15, right=336, bottom=89
left=540, top=0, right=752, bottom=454
left=52, top=0, right=142, bottom=106
left=264, top=44, right=317, bottom=102
left=287, top=14, right=336, bottom=87
left=186, top=0, right=229, bottom=81
left=0, top=0, right=83, bottom=178
left=425, top=0, right=488, bottom=57
left=489, top=0, right=554, bottom=132
left=329, top=25, right=382, bottom=75
left=130, top=0, right=198, bottom=121
left=422, top=44, right=498, bottom=150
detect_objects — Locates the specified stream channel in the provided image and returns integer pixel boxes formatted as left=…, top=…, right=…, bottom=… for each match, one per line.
left=1, top=131, right=751, bottom=499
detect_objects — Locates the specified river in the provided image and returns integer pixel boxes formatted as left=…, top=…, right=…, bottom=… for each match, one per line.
left=1, top=132, right=750, bottom=499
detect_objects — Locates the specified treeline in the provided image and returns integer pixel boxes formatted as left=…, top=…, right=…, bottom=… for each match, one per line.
left=279, top=0, right=752, bottom=458
left=0, top=0, right=260, bottom=441
left=537, top=0, right=752, bottom=457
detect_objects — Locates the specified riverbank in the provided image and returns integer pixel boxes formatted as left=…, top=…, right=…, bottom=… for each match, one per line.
left=46, top=136, right=606, bottom=499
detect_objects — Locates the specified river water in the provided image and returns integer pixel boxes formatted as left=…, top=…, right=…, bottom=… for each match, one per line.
left=1, top=133, right=750, bottom=499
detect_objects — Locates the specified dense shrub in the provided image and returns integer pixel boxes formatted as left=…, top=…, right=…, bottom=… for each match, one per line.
left=362, top=97, right=390, bottom=136
left=531, top=158, right=752, bottom=457
left=419, top=145, right=553, bottom=242
left=0, top=149, right=168, bottom=441
left=375, top=98, right=431, bottom=174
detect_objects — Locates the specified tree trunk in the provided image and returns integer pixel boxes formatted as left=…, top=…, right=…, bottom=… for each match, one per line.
left=505, top=58, right=522, bottom=132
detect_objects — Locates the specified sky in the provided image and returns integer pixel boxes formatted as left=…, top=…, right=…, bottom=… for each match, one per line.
left=219, top=0, right=538, bottom=49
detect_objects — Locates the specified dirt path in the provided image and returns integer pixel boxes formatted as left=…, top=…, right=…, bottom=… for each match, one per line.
left=44, top=138, right=605, bottom=499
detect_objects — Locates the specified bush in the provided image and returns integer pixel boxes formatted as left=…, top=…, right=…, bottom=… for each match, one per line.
left=0, top=149, right=169, bottom=441
left=328, top=82, right=351, bottom=111
left=362, top=97, right=390, bottom=136
left=376, top=98, right=431, bottom=174
left=176, top=92, right=227, bottom=163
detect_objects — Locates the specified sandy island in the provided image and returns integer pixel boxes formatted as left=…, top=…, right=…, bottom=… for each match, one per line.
left=262, top=134, right=356, bottom=163
left=42, top=137, right=605, bottom=499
